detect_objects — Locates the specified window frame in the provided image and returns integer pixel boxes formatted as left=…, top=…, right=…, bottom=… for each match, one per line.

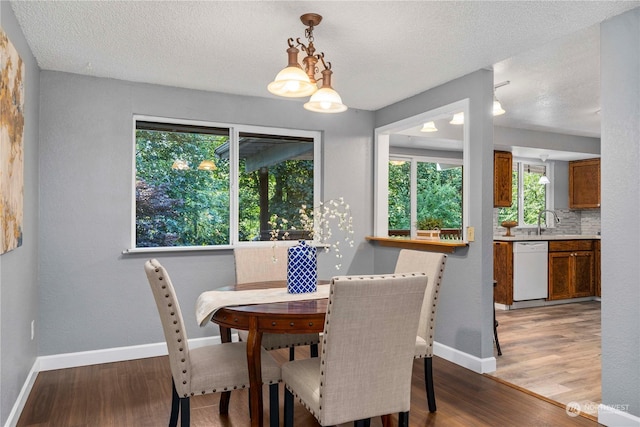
left=510, top=158, right=555, bottom=229
left=388, top=154, right=464, bottom=237
left=128, top=115, right=322, bottom=253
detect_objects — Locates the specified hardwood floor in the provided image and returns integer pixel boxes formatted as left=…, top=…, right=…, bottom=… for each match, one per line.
left=489, top=301, right=601, bottom=418
left=17, top=346, right=600, bottom=426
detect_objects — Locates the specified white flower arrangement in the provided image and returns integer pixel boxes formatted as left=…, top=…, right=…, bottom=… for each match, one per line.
left=268, top=197, right=355, bottom=270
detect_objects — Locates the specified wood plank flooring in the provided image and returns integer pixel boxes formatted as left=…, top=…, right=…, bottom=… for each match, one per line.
left=489, top=301, right=601, bottom=418
left=17, top=346, right=600, bottom=426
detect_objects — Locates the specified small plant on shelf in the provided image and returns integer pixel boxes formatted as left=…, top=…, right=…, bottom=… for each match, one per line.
left=416, top=217, right=444, bottom=240
left=417, top=217, right=444, bottom=230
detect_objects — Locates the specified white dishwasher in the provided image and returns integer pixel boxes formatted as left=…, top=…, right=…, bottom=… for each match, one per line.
left=513, top=241, right=549, bottom=301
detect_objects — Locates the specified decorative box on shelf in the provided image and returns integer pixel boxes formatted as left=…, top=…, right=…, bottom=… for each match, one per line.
left=416, top=229, right=441, bottom=240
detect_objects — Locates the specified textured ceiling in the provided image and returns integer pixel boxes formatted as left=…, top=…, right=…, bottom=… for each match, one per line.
left=9, top=1, right=640, bottom=141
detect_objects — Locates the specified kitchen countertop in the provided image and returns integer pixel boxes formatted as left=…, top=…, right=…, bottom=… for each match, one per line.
left=493, top=234, right=601, bottom=241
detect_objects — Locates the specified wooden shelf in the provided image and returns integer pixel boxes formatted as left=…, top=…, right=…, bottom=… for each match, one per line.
left=366, top=236, right=467, bottom=254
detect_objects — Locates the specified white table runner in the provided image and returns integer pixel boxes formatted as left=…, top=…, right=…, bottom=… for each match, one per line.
left=196, top=284, right=331, bottom=326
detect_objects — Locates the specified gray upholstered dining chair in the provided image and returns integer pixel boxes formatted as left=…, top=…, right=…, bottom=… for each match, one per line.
left=234, top=246, right=320, bottom=360
left=394, top=249, right=448, bottom=413
left=282, top=273, right=428, bottom=427
left=144, top=259, right=281, bottom=427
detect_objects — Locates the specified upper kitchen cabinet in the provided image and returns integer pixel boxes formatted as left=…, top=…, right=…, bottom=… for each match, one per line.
left=569, top=158, right=600, bottom=209
left=494, top=151, right=512, bottom=207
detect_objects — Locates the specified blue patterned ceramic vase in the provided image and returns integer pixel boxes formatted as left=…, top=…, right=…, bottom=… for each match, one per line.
left=287, top=240, right=317, bottom=293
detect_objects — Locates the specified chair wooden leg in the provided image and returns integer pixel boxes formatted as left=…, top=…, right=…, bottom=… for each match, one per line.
left=493, top=281, right=502, bottom=356
left=169, top=379, right=179, bottom=427
left=180, top=397, right=190, bottom=427
left=219, top=391, right=231, bottom=414
left=269, top=383, right=279, bottom=427
left=284, top=388, right=294, bottom=427
left=424, top=357, right=437, bottom=412
left=398, top=411, right=409, bottom=427
left=310, top=343, right=319, bottom=357
left=494, top=308, right=502, bottom=356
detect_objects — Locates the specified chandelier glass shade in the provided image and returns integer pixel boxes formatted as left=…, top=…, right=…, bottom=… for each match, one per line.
left=267, top=46, right=317, bottom=97
left=198, top=160, right=217, bottom=171
left=171, top=159, right=190, bottom=170
left=303, top=68, right=347, bottom=113
left=268, top=13, right=347, bottom=113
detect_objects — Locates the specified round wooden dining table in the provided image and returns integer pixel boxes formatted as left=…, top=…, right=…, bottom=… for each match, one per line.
left=210, top=280, right=328, bottom=427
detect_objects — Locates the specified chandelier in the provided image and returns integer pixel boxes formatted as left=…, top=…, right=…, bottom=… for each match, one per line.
left=267, top=13, right=347, bottom=113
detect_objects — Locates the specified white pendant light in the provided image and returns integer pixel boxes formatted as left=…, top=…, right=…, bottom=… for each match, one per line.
left=493, top=80, right=509, bottom=116
left=538, top=154, right=550, bottom=185
left=420, top=121, right=438, bottom=132
left=493, top=94, right=506, bottom=116
left=450, top=112, right=464, bottom=125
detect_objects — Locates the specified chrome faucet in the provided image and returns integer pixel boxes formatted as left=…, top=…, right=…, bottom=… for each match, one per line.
left=537, top=209, right=560, bottom=235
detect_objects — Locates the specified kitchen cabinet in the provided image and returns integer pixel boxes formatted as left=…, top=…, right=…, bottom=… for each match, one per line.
left=493, top=241, right=513, bottom=304
left=569, top=158, right=600, bottom=209
left=494, top=151, right=512, bottom=207
left=548, top=240, right=595, bottom=300
left=595, top=239, right=601, bottom=297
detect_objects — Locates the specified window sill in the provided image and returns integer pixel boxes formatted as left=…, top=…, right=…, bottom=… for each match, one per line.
left=366, top=236, right=468, bottom=254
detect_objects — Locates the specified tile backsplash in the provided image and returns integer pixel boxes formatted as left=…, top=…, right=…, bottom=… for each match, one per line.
left=493, top=208, right=601, bottom=236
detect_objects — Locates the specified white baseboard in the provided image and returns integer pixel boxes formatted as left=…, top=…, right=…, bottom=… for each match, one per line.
left=4, top=360, right=40, bottom=427
left=38, top=335, right=223, bottom=371
left=598, top=404, right=640, bottom=427
left=433, top=341, right=497, bottom=374
left=3, top=335, right=227, bottom=427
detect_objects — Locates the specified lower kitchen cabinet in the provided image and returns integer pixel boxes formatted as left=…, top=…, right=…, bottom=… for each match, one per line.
left=595, top=239, right=601, bottom=297
left=493, top=241, right=513, bottom=305
left=548, top=240, right=595, bottom=300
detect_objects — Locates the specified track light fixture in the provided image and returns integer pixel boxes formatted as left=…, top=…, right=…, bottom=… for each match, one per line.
left=268, top=13, right=347, bottom=113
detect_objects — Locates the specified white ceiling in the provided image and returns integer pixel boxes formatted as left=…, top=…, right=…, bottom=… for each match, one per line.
left=9, top=1, right=640, bottom=144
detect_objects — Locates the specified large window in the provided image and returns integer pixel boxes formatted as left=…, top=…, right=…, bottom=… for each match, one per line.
left=388, top=156, right=463, bottom=236
left=134, top=118, right=319, bottom=249
left=498, top=160, right=553, bottom=227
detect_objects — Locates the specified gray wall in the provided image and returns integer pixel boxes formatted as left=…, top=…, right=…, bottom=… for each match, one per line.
left=38, top=71, right=375, bottom=355
left=494, top=125, right=601, bottom=210
left=0, top=3, right=40, bottom=424
left=374, top=69, right=496, bottom=359
left=494, top=125, right=600, bottom=155
left=601, top=8, right=640, bottom=419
